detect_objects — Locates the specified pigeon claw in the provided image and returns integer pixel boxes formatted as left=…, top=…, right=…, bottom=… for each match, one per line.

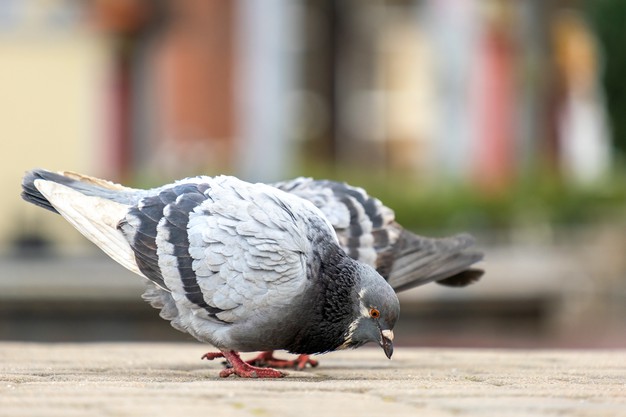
left=218, top=365, right=284, bottom=379
left=295, top=354, right=319, bottom=370
left=202, top=350, right=286, bottom=378
left=201, top=352, right=225, bottom=361
left=247, top=351, right=319, bottom=370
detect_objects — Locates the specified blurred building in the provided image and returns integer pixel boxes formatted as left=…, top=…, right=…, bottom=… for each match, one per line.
left=0, top=0, right=615, bottom=249
left=0, top=0, right=624, bottom=349
left=0, top=0, right=111, bottom=248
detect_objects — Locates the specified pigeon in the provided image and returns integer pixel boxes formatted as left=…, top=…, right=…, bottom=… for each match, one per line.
left=241, top=178, right=484, bottom=369
left=21, top=169, right=400, bottom=378
left=273, top=177, right=484, bottom=291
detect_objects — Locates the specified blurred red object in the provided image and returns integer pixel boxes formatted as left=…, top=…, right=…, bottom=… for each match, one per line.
left=91, top=0, right=152, bottom=34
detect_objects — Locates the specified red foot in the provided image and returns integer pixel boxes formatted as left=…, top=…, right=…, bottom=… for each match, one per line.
left=247, top=351, right=319, bottom=370
left=202, top=350, right=285, bottom=378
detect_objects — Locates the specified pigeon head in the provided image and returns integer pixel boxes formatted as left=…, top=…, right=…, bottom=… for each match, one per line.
left=285, top=246, right=400, bottom=358
left=341, top=262, right=400, bottom=359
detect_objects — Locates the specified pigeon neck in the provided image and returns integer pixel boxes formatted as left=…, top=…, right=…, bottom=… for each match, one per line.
left=286, top=244, right=360, bottom=355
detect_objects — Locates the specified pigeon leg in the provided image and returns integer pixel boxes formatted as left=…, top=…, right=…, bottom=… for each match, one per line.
left=247, top=351, right=319, bottom=370
left=202, top=350, right=285, bottom=378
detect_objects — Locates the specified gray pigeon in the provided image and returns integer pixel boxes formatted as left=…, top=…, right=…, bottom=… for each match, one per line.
left=242, top=178, right=484, bottom=369
left=21, top=169, right=399, bottom=378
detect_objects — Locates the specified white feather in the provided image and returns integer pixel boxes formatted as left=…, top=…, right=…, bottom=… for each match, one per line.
left=33, top=179, right=145, bottom=278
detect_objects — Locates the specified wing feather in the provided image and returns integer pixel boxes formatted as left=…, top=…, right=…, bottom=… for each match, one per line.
left=187, top=178, right=311, bottom=324
left=120, top=176, right=318, bottom=330
left=273, top=178, right=484, bottom=291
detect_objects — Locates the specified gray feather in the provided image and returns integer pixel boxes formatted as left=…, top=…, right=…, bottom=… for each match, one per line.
left=273, top=178, right=484, bottom=292
left=386, top=231, right=483, bottom=292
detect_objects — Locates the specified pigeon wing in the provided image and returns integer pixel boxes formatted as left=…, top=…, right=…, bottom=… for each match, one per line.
left=119, top=176, right=312, bottom=326
left=273, top=178, right=483, bottom=292
left=273, top=178, right=394, bottom=268
left=385, top=231, right=484, bottom=292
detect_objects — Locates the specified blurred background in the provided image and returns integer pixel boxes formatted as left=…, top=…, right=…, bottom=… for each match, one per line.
left=1, top=0, right=625, bottom=349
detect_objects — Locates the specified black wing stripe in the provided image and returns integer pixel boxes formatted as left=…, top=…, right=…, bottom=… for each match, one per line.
left=338, top=195, right=363, bottom=260
left=161, top=185, right=224, bottom=318
left=327, top=181, right=382, bottom=227
left=137, top=200, right=167, bottom=223
left=118, top=192, right=174, bottom=289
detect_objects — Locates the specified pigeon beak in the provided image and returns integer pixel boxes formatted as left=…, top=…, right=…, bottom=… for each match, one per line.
left=380, top=329, right=394, bottom=359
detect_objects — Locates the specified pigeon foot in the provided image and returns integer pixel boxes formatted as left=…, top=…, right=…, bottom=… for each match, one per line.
left=202, top=350, right=286, bottom=378
left=247, top=351, right=319, bottom=370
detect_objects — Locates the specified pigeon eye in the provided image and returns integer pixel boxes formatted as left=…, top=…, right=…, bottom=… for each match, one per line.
left=369, top=308, right=380, bottom=319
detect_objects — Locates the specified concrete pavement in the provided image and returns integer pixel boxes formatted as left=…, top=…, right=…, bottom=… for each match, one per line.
left=1, top=342, right=624, bottom=416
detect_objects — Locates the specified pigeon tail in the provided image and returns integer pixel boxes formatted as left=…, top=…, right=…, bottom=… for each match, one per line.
left=386, top=231, right=484, bottom=293
left=21, top=169, right=63, bottom=213
left=21, top=169, right=137, bottom=214
left=21, top=169, right=145, bottom=277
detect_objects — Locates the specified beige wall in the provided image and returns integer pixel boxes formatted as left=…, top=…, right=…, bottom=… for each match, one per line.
left=0, top=34, right=112, bottom=250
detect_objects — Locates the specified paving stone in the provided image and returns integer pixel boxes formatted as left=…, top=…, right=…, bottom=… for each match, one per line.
left=1, top=343, right=624, bottom=417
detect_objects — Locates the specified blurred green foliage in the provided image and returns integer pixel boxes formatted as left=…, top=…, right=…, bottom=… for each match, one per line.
left=297, top=164, right=626, bottom=235
left=132, top=161, right=626, bottom=235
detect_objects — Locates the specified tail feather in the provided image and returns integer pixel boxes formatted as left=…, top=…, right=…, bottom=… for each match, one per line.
left=21, top=169, right=139, bottom=213
left=21, top=169, right=145, bottom=278
left=21, top=170, right=64, bottom=213
left=387, top=232, right=484, bottom=292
